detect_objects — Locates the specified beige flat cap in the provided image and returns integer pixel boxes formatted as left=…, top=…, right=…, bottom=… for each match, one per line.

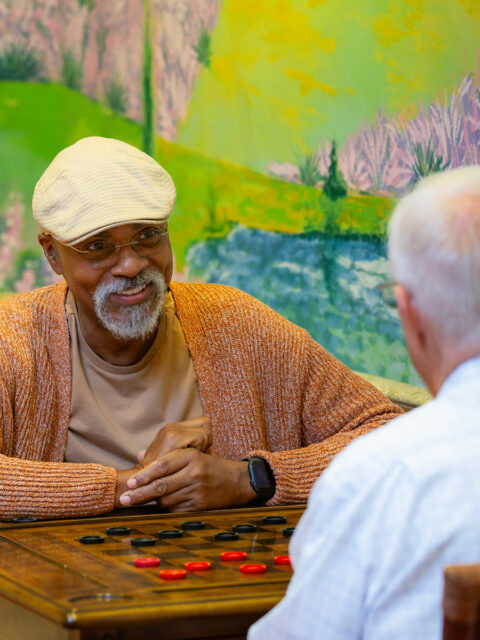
left=32, top=137, right=176, bottom=245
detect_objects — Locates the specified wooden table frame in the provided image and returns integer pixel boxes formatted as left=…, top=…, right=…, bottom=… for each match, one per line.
left=0, top=505, right=304, bottom=640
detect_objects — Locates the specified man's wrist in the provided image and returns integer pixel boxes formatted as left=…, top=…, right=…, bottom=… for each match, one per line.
left=243, top=456, right=276, bottom=504
left=230, top=460, right=256, bottom=506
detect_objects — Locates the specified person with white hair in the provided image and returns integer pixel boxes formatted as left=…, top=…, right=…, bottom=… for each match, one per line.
left=0, top=136, right=402, bottom=521
left=248, top=165, right=480, bottom=640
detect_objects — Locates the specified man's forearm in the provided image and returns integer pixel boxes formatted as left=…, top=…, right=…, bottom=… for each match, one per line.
left=0, top=454, right=116, bottom=520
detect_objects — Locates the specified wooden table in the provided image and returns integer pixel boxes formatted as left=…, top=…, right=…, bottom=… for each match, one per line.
left=0, top=505, right=304, bottom=640
left=443, top=564, right=480, bottom=640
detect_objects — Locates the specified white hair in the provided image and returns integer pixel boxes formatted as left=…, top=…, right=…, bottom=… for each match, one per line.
left=93, top=267, right=166, bottom=340
left=388, top=166, right=480, bottom=347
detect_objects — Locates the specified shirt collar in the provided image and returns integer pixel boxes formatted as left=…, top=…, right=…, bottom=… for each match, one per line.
left=437, top=355, right=480, bottom=399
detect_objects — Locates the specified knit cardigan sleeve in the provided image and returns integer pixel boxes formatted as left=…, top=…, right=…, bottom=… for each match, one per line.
left=0, top=285, right=117, bottom=521
left=0, top=454, right=116, bottom=521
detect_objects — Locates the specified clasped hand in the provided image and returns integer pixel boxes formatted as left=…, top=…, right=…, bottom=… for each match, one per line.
left=115, top=416, right=255, bottom=512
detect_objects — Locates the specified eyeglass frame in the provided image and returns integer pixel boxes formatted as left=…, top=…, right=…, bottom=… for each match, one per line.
left=377, top=281, right=398, bottom=308
left=56, top=224, right=170, bottom=268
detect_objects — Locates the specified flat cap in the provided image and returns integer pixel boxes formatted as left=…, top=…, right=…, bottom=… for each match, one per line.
left=32, top=137, right=176, bottom=245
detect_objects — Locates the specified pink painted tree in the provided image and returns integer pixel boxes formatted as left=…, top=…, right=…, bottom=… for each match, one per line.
left=269, top=73, right=480, bottom=196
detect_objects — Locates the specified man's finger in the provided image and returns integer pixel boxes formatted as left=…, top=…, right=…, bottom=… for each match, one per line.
left=120, top=475, right=170, bottom=505
left=128, top=449, right=192, bottom=488
left=120, top=472, right=175, bottom=505
left=156, top=485, right=194, bottom=510
left=141, top=417, right=213, bottom=464
left=120, top=450, right=195, bottom=504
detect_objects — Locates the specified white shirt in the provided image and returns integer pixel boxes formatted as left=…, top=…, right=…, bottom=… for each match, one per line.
left=248, top=356, right=480, bottom=640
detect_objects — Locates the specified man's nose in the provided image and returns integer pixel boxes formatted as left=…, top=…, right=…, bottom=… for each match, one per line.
left=109, top=244, right=149, bottom=278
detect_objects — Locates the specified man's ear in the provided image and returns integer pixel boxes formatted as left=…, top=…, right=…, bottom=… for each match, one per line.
left=38, top=234, right=64, bottom=275
left=395, top=285, right=426, bottom=350
left=395, top=283, right=434, bottom=384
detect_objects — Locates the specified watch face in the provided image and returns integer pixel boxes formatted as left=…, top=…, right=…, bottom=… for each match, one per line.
left=247, top=457, right=276, bottom=503
left=252, top=460, right=272, bottom=490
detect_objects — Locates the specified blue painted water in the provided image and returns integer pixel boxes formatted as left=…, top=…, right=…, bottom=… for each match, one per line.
left=186, top=225, right=421, bottom=385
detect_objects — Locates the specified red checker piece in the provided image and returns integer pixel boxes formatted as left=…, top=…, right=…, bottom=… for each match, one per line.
left=134, top=557, right=161, bottom=568
left=159, top=569, right=187, bottom=580
left=274, top=555, right=291, bottom=566
left=184, top=561, right=211, bottom=571
left=240, top=563, right=267, bottom=575
left=221, top=551, right=247, bottom=561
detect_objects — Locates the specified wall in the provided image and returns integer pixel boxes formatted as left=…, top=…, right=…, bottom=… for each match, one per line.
left=0, top=0, right=479, bottom=383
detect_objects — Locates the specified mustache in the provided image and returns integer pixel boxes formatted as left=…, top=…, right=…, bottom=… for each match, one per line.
left=94, top=268, right=166, bottom=299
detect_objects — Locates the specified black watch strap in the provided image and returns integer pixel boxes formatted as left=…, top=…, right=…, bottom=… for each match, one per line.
left=243, top=456, right=276, bottom=504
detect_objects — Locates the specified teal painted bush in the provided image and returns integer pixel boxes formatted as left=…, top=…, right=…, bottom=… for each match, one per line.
left=187, top=226, right=421, bottom=385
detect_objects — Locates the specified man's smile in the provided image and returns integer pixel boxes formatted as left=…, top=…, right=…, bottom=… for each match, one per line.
left=110, top=282, right=152, bottom=305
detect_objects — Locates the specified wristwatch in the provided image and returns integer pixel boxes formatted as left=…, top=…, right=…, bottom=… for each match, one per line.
left=243, top=456, right=276, bottom=504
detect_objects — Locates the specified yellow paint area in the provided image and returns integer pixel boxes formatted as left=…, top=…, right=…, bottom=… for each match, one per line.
left=455, top=0, right=480, bottom=20
left=286, top=69, right=336, bottom=97
left=226, top=0, right=335, bottom=58
left=178, top=0, right=480, bottom=172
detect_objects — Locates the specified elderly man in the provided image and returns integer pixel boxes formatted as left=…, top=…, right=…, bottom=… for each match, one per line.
left=248, top=166, right=480, bottom=640
left=0, top=137, right=401, bottom=521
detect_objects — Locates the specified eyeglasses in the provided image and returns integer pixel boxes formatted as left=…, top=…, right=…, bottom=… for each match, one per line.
left=377, top=281, right=398, bottom=308
left=66, top=225, right=169, bottom=269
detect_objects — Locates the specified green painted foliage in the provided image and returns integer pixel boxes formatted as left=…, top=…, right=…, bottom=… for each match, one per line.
left=193, top=27, right=212, bottom=68
left=142, top=0, right=155, bottom=157
left=105, top=77, right=127, bottom=114
left=78, top=0, right=95, bottom=10
left=0, top=42, right=43, bottom=81
left=60, top=50, right=83, bottom=90
left=411, top=140, right=449, bottom=183
left=298, top=152, right=322, bottom=187
left=322, top=141, right=347, bottom=201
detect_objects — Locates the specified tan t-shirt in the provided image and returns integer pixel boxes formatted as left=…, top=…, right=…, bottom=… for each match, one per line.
left=64, top=290, right=203, bottom=469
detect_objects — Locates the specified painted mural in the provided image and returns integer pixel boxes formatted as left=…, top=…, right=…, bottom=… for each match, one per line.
left=0, top=0, right=479, bottom=384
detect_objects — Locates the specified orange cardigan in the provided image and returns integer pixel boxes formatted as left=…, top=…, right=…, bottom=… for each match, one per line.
left=0, top=282, right=402, bottom=520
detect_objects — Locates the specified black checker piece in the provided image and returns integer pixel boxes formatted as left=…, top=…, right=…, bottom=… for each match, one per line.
left=131, top=536, right=156, bottom=547
left=283, top=527, right=296, bottom=537
left=79, top=535, right=104, bottom=545
left=158, top=530, right=183, bottom=539
left=106, top=526, right=131, bottom=536
left=214, top=532, right=239, bottom=542
left=232, top=524, right=257, bottom=533
left=180, top=521, right=205, bottom=530
left=263, top=515, right=287, bottom=525
left=12, top=517, right=37, bottom=523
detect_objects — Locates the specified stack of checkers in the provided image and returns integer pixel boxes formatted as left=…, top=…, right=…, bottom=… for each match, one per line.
left=78, top=515, right=295, bottom=581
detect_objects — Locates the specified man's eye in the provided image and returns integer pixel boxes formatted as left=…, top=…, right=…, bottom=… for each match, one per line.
left=137, top=228, right=164, bottom=241
left=84, top=240, right=111, bottom=252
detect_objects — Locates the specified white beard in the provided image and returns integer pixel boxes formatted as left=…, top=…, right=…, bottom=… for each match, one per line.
left=93, top=267, right=166, bottom=341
